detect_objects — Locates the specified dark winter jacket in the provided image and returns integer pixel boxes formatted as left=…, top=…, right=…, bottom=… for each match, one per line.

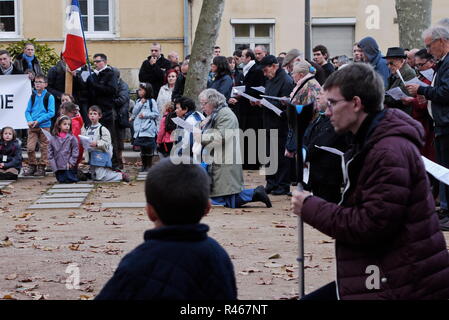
left=418, top=53, right=449, bottom=136
left=172, top=73, right=186, bottom=102
left=303, top=114, right=349, bottom=189
left=384, top=62, right=416, bottom=115
left=358, top=37, right=390, bottom=88
left=87, top=67, right=118, bottom=122
left=0, top=140, right=22, bottom=170
left=263, top=68, right=295, bottom=136
left=13, top=53, right=43, bottom=76
left=47, top=60, right=67, bottom=102
left=95, top=224, right=237, bottom=300
left=138, top=54, right=172, bottom=97
left=113, top=78, right=131, bottom=128
left=207, top=74, right=233, bottom=101
left=301, top=109, right=449, bottom=300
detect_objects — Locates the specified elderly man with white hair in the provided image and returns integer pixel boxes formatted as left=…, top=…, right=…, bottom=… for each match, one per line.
left=406, top=25, right=449, bottom=230
left=197, top=88, right=272, bottom=209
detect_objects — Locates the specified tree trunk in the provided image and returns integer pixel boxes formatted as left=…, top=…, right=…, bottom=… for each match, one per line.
left=396, top=0, right=432, bottom=49
left=183, top=0, right=225, bottom=108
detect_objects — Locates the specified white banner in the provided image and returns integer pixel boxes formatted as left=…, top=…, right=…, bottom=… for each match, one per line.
left=0, top=74, right=32, bottom=129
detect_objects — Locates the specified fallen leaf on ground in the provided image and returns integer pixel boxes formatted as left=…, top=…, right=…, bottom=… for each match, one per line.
left=5, top=274, right=17, bottom=280
left=0, top=237, right=13, bottom=247
left=2, top=294, right=16, bottom=300
left=264, top=262, right=284, bottom=268
left=256, top=277, right=273, bottom=285
left=68, top=244, right=81, bottom=251
left=317, top=240, right=333, bottom=244
left=268, top=253, right=281, bottom=259
left=79, top=295, right=93, bottom=300
left=107, top=239, right=127, bottom=243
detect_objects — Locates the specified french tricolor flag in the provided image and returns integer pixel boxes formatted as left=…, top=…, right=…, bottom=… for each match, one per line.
left=62, top=0, right=87, bottom=71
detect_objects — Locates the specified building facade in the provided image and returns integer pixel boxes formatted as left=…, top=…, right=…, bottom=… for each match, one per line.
left=1, top=0, right=448, bottom=88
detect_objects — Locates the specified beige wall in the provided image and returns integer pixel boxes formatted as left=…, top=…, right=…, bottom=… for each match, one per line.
left=1, top=0, right=448, bottom=86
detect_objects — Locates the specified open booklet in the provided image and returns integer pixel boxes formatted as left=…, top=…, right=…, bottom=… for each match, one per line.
left=233, top=88, right=283, bottom=116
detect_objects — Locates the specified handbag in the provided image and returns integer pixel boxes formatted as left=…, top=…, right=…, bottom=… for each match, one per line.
left=89, top=150, right=112, bottom=167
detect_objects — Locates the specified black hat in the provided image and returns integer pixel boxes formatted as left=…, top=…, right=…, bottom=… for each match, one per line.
left=383, top=47, right=407, bottom=59
left=259, top=55, right=278, bottom=67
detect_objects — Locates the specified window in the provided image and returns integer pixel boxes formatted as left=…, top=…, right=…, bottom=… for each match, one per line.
left=0, top=0, right=18, bottom=36
left=231, top=19, right=275, bottom=54
left=79, top=0, right=114, bottom=36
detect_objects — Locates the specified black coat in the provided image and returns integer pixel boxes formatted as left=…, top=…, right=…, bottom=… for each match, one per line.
left=0, top=140, right=22, bottom=170
left=138, top=54, right=172, bottom=97
left=114, top=78, right=131, bottom=128
left=171, top=73, right=186, bottom=102
left=303, top=114, right=349, bottom=189
left=13, top=53, right=43, bottom=75
left=263, top=68, right=295, bottom=135
left=87, top=67, right=118, bottom=122
left=95, top=224, right=237, bottom=300
left=418, top=54, right=449, bottom=136
left=47, top=61, right=66, bottom=103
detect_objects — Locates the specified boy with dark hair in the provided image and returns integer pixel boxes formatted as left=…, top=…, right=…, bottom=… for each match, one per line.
left=23, top=74, right=55, bottom=176
left=96, top=158, right=237, bottom=300
left=313, top=44, right=335, bottom=79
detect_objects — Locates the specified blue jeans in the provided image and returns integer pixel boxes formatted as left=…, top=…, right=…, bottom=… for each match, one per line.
left=211, top=189, right=255, bottom=208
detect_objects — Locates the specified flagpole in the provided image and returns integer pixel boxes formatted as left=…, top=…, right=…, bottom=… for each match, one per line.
left=75, top=0, right=92, bottom=76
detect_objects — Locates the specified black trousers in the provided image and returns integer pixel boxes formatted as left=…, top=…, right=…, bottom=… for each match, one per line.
left=435, top=134, right=449, bottom=210
left=265, top=131, right=292, bottom=191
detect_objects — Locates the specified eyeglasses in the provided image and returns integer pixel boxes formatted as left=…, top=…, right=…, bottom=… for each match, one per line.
left=415, top=60, right=430, bottom=68
left=93, top=60, right=104, bottom=63
left=326, top=98, right=347, bottom=111
left=34, top=81, right=46, bottom=84
left=387, top=61, right=396, bottom=66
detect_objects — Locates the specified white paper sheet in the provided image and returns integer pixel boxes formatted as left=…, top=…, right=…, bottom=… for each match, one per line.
left=396, top=69, right=406, bottom=85
left=239, top=91, right=262, bottom=103
left=422, top=156, right=449, bottom=186
left=260, top=95, right=290, bottom=102
left=171, top=117, right=194, bottom=133
left=78, top=135, right=93, bottom=151
left=41, top=128, right=53, bottom=142
left=231, top=86, right=246, bottom=97
left=405, top=77, right=429, bottom=87
left=420, top=69, right=434, bottom=82
left=81, top=71, right=90, bottom=82
left=261, top=98, right=283, bottom=116
left=386, top=87, right=410, bottom=100
left=251, top=86, right=265, bottom=93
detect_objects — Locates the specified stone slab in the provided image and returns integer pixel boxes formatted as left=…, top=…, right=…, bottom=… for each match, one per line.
left=36, top=198, right=85, bottom=204
left=42, top=193, right=89, bottom=198
left=52, top=184, right=93, bottom=189
left=48, top=188, right=92, bottom=193
left=28, top=203, right=82, bottom=209
left=101, top=202, right=146, bottom=208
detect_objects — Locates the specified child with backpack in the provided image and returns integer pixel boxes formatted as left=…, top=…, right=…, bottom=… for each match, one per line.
left=0, top=127, right=22, bottom=180
left=95, top=158, right=237, bottom=300
left=81, top=106, right=130, bottom=182
left=47, top=115, right=79, bottom=183
left=130, top=83, right=159, bottom=172
left=156, top=101, right=175, bottom=158
left=24, top=74, right=55, bottom=177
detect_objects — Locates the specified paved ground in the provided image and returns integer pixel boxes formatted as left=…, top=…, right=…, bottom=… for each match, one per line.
left=1, top=160, right=448, bottom=300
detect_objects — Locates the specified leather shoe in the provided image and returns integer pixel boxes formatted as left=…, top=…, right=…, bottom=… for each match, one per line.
left=252, top=185, right=272, bottom=208
left=271, top=187, right=290, bottom=196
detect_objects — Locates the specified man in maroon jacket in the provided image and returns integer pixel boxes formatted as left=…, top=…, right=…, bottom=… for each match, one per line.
left=292, top=63, right=449, bottom=300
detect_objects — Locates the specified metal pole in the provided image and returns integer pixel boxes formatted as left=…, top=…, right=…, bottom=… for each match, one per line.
left=305, top=0, right=311, bottom=61
left=183, top=0, right=190, bottom=58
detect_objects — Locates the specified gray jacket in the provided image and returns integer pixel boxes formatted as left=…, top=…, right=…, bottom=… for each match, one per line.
left=131, top=98, right=160, bottom=138
left=48, top=134, right=79, bottom=171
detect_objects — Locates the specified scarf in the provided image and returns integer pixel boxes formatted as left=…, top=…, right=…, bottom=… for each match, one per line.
left=202, top=104, right=226, bottom=131
left=243, top=60, right=256, bottom=77
left=0, top=64, right=13, bottom=75
left=23, top=54, right=34, bottom=70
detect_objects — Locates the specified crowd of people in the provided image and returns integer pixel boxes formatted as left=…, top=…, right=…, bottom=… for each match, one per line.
left=2, top=18, right=449, bottom=300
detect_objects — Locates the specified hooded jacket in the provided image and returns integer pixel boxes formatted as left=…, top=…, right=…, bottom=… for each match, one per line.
left=302, top=109, right=449, bottom=300
left=358, top=37, right=390, bottom=88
